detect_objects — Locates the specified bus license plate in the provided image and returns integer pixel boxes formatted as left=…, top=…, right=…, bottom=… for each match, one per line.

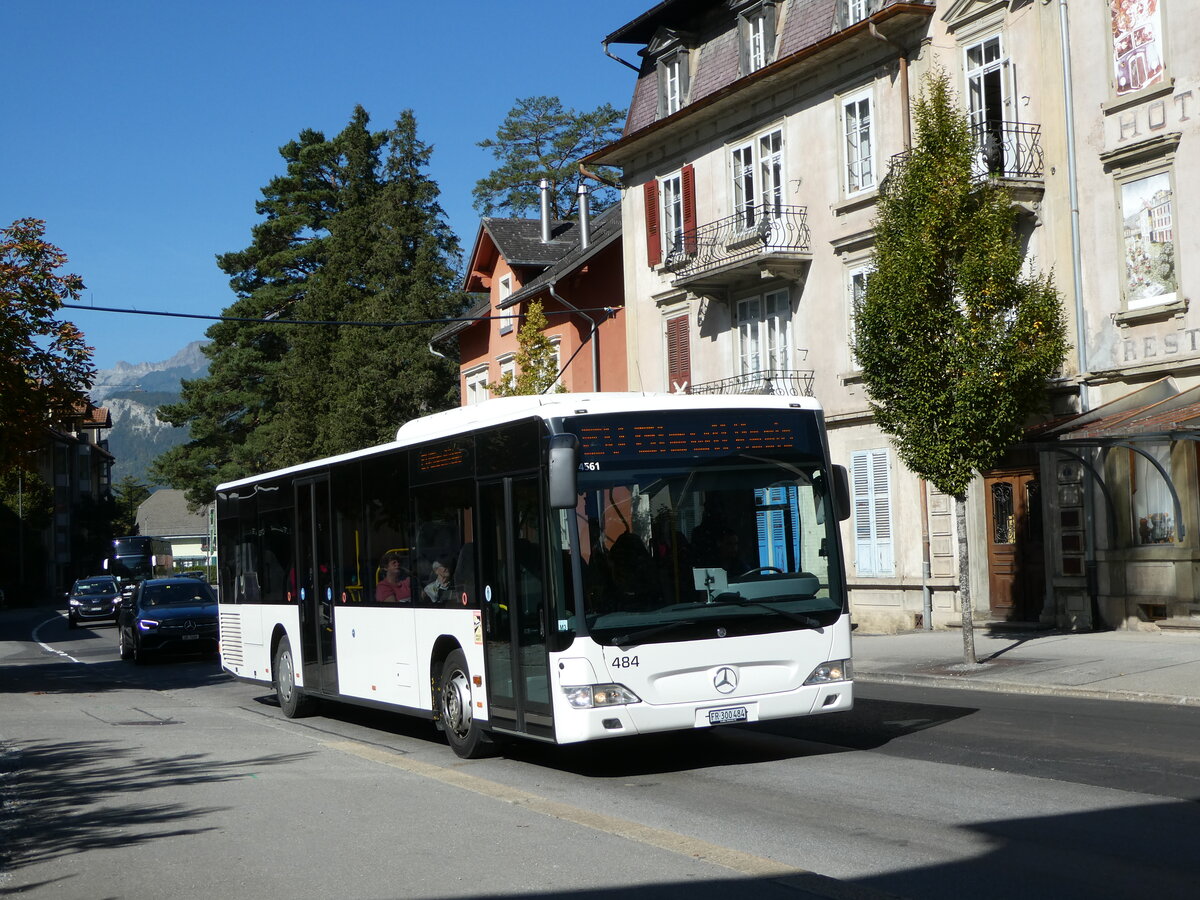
left=708, top=706, right=748, bottom=725
left=182, top=634, right=199, bottom=641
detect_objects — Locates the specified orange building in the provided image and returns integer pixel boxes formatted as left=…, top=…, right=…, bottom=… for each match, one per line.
left=439, top=193, right=626, bottom=404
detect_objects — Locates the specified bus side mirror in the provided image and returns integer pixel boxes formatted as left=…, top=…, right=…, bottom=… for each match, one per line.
left=548, top=434, right=579, bottom=510
left=832, top=464, right=851, bottom=522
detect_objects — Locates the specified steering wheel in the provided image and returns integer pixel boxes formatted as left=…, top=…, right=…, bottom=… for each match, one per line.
left=738, top=566, right=783, bottom=578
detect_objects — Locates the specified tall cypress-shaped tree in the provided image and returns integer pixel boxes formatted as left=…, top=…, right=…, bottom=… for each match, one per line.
left=487, top=301, right=564, bottom=397
left=854, top=71, right=1067, bottom=662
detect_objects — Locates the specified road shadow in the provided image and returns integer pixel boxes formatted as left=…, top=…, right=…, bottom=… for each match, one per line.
left=0, top=738, right=312, bottom=881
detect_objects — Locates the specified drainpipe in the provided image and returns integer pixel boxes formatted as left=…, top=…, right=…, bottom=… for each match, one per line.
left=920, top=480, right=933, bottom=630
left=549, top=281, right=602, bottom=392
left=869, top=23, right=911, bottom=150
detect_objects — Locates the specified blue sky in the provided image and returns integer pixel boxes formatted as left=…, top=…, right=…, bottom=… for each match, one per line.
left=2, top=1, right=648, bottom=372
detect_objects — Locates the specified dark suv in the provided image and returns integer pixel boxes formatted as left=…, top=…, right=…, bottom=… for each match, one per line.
left=117, top=577, right=218, bottom=663
left=67, top=576, right=123, bottom=628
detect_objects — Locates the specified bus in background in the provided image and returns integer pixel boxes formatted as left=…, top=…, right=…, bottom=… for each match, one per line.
left=105, top=536, right=173, bottom=589
left=215, top=393, right=854, bottom=758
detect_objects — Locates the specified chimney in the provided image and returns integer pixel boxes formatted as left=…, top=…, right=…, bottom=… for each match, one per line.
left=577, top=183, right=591, bottom=249
left=539, top=179, right=552, bottom=243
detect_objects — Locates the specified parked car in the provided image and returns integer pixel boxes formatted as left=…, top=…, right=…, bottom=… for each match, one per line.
left=117, top=577, right=219, bottom=663
left=66, top=576, right=123, bottom=628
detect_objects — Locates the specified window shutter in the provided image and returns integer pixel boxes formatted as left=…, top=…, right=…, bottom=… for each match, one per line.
left=681, top=164, right=697, bottom=254
left=851, top=449, right=893, bottom=577
left=644, top=180, right=662, bottom=266
left=666, top=314, right=691, bottom=393
left=738, top=17, right=750, bottom=76
left=764, top=4, right=777, bottom=64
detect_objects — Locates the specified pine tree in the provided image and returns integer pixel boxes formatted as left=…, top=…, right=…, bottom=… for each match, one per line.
left=854, top=71, right=1068, bottom=662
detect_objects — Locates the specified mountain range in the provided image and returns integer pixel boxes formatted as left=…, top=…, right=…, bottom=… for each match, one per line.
left=91, top=341, right=210, bottom=486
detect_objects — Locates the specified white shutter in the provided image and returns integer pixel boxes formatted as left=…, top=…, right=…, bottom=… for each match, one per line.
left=851, top=448, right=894, bottom=577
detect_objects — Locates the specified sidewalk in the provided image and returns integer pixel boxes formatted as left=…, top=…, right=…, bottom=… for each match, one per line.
left=852, top=626, right=1200, bottom=707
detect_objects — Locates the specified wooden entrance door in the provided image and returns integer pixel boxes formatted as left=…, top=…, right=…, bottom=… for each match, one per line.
left=984, top=470, right=1045, bottom=621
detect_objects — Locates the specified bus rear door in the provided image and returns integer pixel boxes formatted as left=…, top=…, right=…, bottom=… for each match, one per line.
left=295, top=476, right=338, bottom=695
left=478, top=475, right=553, bottom=741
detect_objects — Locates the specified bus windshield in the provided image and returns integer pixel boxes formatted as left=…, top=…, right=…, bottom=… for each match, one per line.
left=573, top=454, right=845, bottom=646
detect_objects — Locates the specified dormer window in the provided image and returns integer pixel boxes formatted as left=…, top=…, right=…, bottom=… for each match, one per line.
left=839, top=0, right=878, bottom=30
left=660, top=50, right=689, bottom=116
left=739, top=2, right=777, bottom=75
left=648, top=27, right=693, bottom=119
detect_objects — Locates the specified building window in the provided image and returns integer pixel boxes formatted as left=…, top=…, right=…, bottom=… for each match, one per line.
left=851, top=448, right=894, bottom=577
left=965, top=35, right=1011, bottom=177
left=730, top=128, right=784, bottom=229
left=1131, top=444, right=1176, bottom=544
left=1120, top=169, right=1177, bottom=310
left=740, top=3, right=777, bottom=74
left=659, top=50, right=689, bottom=117
left=665, top=313, right=691, bottom=393
left=464, top=366, right=489, bottom=406
left=498, top=274, right=514, bottom=335
left=497, top=354, right=516, bottom=392
left=661, top=172, right=684, bottom=258
left=847, top=264, right=871, bottom=369
left=842, top=90, right=874, bottom=195
left=1111, top=0, right=1165, bottom=96
left=737, top=289, right=792, bottom=374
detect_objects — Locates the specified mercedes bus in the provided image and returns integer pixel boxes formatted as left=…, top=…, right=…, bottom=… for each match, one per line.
left=215, top=393, right=854, bottom=757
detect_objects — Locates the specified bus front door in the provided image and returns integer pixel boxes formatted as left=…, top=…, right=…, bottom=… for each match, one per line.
left=295, top=477, right=338, bottom=695
left=479, top=476, right=553, bottom=741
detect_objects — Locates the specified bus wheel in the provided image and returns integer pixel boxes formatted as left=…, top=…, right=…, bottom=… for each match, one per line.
left=439, top=649, right=494, bottom=759
left=274, top=636, right=315, bottom=718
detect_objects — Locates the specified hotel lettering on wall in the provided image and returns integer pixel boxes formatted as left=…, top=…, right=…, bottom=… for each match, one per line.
left=1121, top=326, right=1200, bottom=363
left=1115, top=90, right=1194, bottom=143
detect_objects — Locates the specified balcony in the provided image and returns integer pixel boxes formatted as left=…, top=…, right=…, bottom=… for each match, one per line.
left=689, top=368, right=814, bottom=397
left=888, top=121, right=1044, bottom=184
left=663, top=204, right=811, bottom=295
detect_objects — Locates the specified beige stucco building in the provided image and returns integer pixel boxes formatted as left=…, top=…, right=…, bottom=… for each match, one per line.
left=587, top=0, right=1199, bottom=633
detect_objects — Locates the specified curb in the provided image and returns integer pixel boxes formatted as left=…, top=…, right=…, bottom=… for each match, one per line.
left=854, top=671, right=1200, bottom=708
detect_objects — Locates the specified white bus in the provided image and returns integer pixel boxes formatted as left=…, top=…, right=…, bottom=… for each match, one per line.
left=215, top=393, right=854, bottom=757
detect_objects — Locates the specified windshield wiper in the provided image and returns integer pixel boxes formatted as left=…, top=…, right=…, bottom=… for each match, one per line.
left=610, top=619, right=698, bottom=647
left=710, top=594, right=824, bottom=630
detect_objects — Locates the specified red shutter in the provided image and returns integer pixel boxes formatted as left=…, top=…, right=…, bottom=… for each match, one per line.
left=644, top=180, right=661, bottom=266
left=681, top=164, right=697, bottom=254
left=666, top=314, right=691, bottom=393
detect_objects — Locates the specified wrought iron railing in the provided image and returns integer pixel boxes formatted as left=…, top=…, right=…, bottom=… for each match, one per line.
left=887, top=120, right=1044, bottom=183
left=663, top=204, right=810, bottom=281
left=689, top=368, right=814, bottom=397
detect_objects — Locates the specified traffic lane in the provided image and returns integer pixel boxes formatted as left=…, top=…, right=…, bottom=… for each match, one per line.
left=753, top=681, right=1200, bottom=800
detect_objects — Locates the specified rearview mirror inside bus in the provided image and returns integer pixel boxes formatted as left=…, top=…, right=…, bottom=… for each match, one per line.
left=548, top=433, right=579, bottom=509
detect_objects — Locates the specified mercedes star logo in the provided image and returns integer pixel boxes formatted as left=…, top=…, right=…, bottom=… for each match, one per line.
left=713, top=666, right=738, bottom=694
left=183, top=620, right=196, bottom=631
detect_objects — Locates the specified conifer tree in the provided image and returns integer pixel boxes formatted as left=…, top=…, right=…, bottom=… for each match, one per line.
left=854, top=71, right=1068, bottom=662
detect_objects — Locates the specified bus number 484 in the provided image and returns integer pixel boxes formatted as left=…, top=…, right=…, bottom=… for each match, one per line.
left=611, top=656, right=639, bottom=669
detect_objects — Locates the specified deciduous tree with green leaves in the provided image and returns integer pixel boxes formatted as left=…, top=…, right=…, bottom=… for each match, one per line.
left=853, top=71, right=1068, bottom=663
left=0, top=218, right=95, bottom=478
left=488, top=301, right=564, bottom=397
left=473, top=96, right=624, bottom=220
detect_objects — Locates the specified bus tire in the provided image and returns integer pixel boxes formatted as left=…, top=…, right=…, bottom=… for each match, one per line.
left=439, top=649, right=494, bottom=759
left=274, top=636, right=316, bottom=718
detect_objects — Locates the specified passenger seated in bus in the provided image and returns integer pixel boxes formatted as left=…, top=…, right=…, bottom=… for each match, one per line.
left=713, top=528, right=752, bottom=579
left=376, top=551, right=413, bottom=603
left=607, top=532, right=659, bottom=607
left=423, top=560, right=453, bottom=604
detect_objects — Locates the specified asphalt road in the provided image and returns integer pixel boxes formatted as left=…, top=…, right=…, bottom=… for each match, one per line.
left=3, top=608, right=1199, bottom=900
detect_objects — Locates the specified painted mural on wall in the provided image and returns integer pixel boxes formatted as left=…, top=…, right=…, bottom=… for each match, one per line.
left=1121, top=171, right=1176, bottom=309
left=1112, top=0, right=1165, bottom=96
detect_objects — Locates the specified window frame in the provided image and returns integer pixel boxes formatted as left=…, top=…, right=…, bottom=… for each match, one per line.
left=498, top=274, right=514, bottom=335
left=729, top=126, right=784, bottom=228
left=736, top=287, right=792, bottom=375
left=846, top=262, right=872, bottom=370
left=841, top=87, right=875, bottom=197
left=658, top=49, right=689, bottom=117
left=739, top=2, right=777, bottom=75
left=1114, top=163, right=1179, bottom=312
left=660, top=171, right=684, bottom=259
left=464, top=366, right=489, bottom=406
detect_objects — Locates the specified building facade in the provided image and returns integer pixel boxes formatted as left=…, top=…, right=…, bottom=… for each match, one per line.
left=586, top=0, right=1198, bottom=632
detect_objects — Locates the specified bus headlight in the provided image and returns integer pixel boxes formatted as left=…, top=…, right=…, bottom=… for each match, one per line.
left=563, top=684, right=641, bottom=709
left=804, top=659, right=852, bottom=685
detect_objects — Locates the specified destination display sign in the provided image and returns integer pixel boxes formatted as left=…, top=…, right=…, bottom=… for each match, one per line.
left=571, top=412, right=818, bottom=462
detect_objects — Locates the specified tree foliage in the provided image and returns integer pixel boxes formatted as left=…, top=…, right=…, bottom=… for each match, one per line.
left=154, top=107, right=465, bottom=505
left=855, top=70, right=1068, bottom=499
left=474, top=96, right=624, bottom=220
left=854, top=70, right=1068, bottom=661
left=487, top=301, right=565, bottom=397
left=0, top=218, right=95, bottom=477
left=111, top=475, right=152, bottom=535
